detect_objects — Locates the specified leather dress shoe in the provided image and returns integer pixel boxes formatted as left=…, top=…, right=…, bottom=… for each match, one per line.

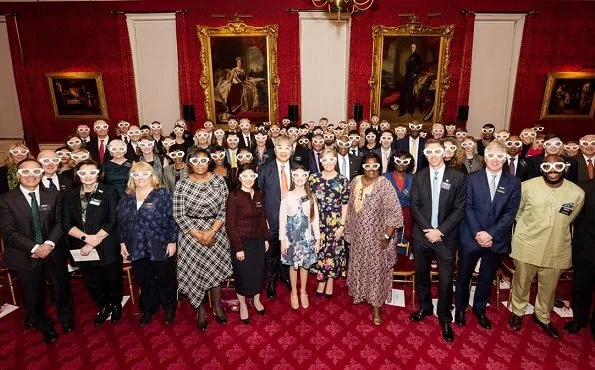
left=266, top=282, right=276, bottom=298
left=441, top=322, right=454, bottom=343
left=139, top=312, right=153, bottom=328
left=280, top=279, right=291, bottom=290
left=508, top=313, right=523, bottom=332
left=110, top=303, right=122, bottom=323
left=473, top=310, right=492, bottom=330
left=532, top=314, right=560, bottom=339
left=42, top=328, right=58, bottom=345
left=409, top=309, right=433, bottom=322
left=454, top=310, right=466, bottom=326
left=94, top=306, right=112, bottom=327
left=62, top=320, right=75, bottom=333
left=24, top=320, right=34, bottom=329
left=563, top=320, right=584, bottom=334
left=164, top=311, right=175, bottom=325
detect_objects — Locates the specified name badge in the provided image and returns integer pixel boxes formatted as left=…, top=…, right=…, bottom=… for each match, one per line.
left=295, top=156, right=303, bottom=162
left=497, top=186, right=506, bottom=194
left=559, top=202, right=574, bottom=216
left=144, top=202, right=153, bottom=209
left=255, top=201, right=263, bottom=208
left=402, top=189, right=409, bottom=196
left=124, top=162, right=132, bottom=168
left=440, top=182, right=451, bottom=190
left=39, top=204, right=50, bottom=212
left=89, top=198, right=102, bottom=206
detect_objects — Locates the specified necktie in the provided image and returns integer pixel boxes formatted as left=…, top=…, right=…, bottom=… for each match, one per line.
left=431, top=171, right=440, bottom=228
left=411, top=139, right=418, bottom=172
left=315, top=152, right=320, bottom=172
left=509, top=158, right=516, bottom=176
left=280, top=165, right=289, bottom=197
left=29, top=192, right=43, bottom=244
left=99, top=139, right=105, bottom=163
left=341, top=156, right=347, bottom=179
left=489, top=175, right=497, bottom=201
left=230, top=151, right=237, bottom=168
left=588, top=159, right=594, bottom=180
left=46, top=178, right=57, bottom=190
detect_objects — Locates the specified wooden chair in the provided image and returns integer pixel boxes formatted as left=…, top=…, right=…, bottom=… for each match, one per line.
left=122, top=262, right=135, bottom=304
left=0, top=240, right=17, bottom=305
left=392, top=242, right=416, bottom=308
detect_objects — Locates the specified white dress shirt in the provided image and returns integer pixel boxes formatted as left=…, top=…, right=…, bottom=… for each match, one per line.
left=409, top=136, right=420, bottom=172
left=380, top=147, right=392, bottom=173
left=42, top=173, right=60, bottom=190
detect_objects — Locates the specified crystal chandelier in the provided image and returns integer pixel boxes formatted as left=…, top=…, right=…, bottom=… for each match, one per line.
left=312, top=0, right=374, bottom=20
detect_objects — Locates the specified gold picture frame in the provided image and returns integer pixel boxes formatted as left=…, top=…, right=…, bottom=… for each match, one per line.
left=540, top=72, right=595, bottom=120
left=369, top=23, right=454, bottom=124
left=197, top=18, right=280, bottom=125
left=46, top=72, right=108, bottom=120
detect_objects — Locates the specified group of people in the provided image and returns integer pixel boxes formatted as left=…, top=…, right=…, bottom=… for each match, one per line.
left=0, top=115, right=593, bottom=346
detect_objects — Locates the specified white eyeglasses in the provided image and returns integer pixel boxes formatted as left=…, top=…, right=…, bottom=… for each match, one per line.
left=540, top=162, right=567, bottom=172
left=128, top=130, right=141, bottom=136
left=323, top=134, right=335, bottom=140
left=365, top=134, right=376, bottom=140
left=10, top=149, right=29, bottom=155
left=270, top=128, right=280, bottom=133
left=521, top=132, right=537, bottom=138
left=151, top=124, right=162, bottom=130
left=131, top=171, right=152, bottom=179
left=495, top=134, right=509, bottom=140
left=362, top=163, right=381, bottom=171
left=564, top=144, right=579, bottom=151
left=360, top=123, right=370, bottom=129
left=77, top=128, right=90, bottom=133
left=409, top=123, right=423, bottom=130
left=288, top=129, right=299, bottom=134
left=256, top=135, right=268, bottom=140
left=239, top=124, right=250, bottom=129
left=237, top=153, right=253, bottom=161
left=544, top=141, right=563, bottom=148
left=109, top=146, right=127, bottom=153
left=484, top=153, right=506, bottom=161
left=445, top=125, right=456, bottom=130
left=162, top=140, right=175, bottom=147
left=239, top=173, right=258, bottom=180
left=395, top=128, right=407, bottom=134
left=505, top=141, right=522, bottom=148
left=455, top=132, right=468, bottom=138
left=394, top=158, right=411, bottom=165
left=380, top=124, right=390, bottom=129
left=336, top=140, right=351, bottom=148
left=118, top=122, right=130, bottom=128
left=444, top=144, right=457, bottom=152
left=419, top=132, right=428, bottom=138
left=461, top=142, right=475, bottom=148
left=349, top=135, right=361, bottom=142
left=227, top=138, right=240, bottom=143
left=381, top=136, right=393, bottom=142
left=66, top=140, right=81, bottom=146
left=432, top=129, right=444, bottom=134
left=312, top=139, right=325, bottom=145
left=71, top=153, right=89, bottom=161
left=173, top=129, right=184, bottom=134
left=168, top=151, right=185, bottom=159
left=481, top=128, right=494, bottom=133
left=57, top=151, right=71, bottom=158
left=189, top=157, right=210, bottom=165
left=291, top=172, right=310, bottom=178
left=214, top=131, right=225, bottom=137
left=204, top=122, right=213, bottom=128
left=94, top=124, right=109, bottom=130
left=210, top=152, right=225, bottom=160
left=320, top=157, right=337, bottom=164
left=580, top=140, right=595, bottom=147
left=77, top=169, right=100, bottom=177
left=138, top=142, right=155, bottom=149
left=195, top=133, right=209, bottom=139
left=533, top=127, right=545, bottom=132
left=17, top=168, right=43, bottom=176
left=423, top=148, right=445, bottom=156
left=39, top=158, right=61, bottom=165
left=298, top=139, right=310, bottom=144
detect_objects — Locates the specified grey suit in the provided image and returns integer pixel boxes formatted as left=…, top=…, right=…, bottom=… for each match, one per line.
left=162, top=164, right=189, bottom=193
left=463, top=154, right=484, bottom=174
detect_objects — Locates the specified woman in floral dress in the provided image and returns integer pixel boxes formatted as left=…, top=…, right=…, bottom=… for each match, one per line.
left=308, top=148, right=350, bottom=298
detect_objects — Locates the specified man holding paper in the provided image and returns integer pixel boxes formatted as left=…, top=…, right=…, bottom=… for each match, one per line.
left=0, top=159, right=74, bottom=345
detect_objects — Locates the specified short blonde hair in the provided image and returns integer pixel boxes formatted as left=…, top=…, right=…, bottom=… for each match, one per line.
left=4, top=142, right=31, bottom=166
left=125, top=161, right=163, bottom=194
left=320, top=148, right=336, bottom=158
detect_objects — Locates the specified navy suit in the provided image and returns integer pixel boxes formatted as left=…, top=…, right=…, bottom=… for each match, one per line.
left=455, top=170, right=521, bottom=314
left=308, top=150, right=323, bottom=174
left=394, top=136, right=428, bottom=171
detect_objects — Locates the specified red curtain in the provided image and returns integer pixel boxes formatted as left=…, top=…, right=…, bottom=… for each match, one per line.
left=116, top=13, right=139, bottom=125
left=456, top=12, right=475, bottom=124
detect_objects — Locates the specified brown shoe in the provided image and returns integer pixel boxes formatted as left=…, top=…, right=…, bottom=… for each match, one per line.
left=508, top=313, right=523, bottom=332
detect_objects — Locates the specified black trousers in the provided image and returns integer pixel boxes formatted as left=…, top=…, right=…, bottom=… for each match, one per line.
left=132, top=258, right=177, bottom=315
left=413, top=240, right=455, bottom=324
left=455, top=247, right=503, bottom=314
left=15, top=258, right=74, bottom=332
left=265, top=236, right=289, bottom=284
left=571, top=256, right=595, bottom=329
left=79, top=259, right=123, bottom=309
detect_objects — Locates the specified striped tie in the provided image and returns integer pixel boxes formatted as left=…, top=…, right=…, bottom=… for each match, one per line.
left=29, top=192, right=43, bottom=244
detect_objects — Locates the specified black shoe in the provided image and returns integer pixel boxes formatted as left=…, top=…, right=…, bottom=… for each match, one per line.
left=454, top=310, right=466, bottom=326
left=213, top=309, right=227, bottom=324
left=508, top=313, right=523, bottom=332
left=266, top=282, right=276, bottom=298
left=94, top=306, right=112, bottom=327
left=563, top=320, right=583, bottom=334
left=62, top=320, right=75, bottom=333
left=197, top=319, right=207, bottom=331
left=532, top=314, right=560, bottom=339
left=42, top=328, right=58, bottom=345
left=280, top=279, right=291, bottom=290
left=554, top=297, right=564, bottom=308
left=473, top=310, right=492, bottom=330
left=315, top=291, right=323, bottom=297
left=24, top=320, right=34, bottom=329
left=409, top=309, right=432, bottom=323
left=164, top=311, right=175, bottom=325
left=325, top=293, right=332, bottom=300
left=241, top=317, right=250, bottom=325
left=441, top=322, right=454, bottom=343
left=197, top=308, right=207, bottom=331
left=256, top=308, right=266, bottom=315
left=139, top=312, right=153, bottom=328
left=110, top=303, right=122, bottom=323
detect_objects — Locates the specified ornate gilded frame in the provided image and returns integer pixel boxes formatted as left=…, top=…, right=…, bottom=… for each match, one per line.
left=369, top=23, right=454, bottom=124
left=540, top=72, right=595, bottom=120
left=46, top=72, right=108, bottom=120
left=197, top=18, right=280, bottom=124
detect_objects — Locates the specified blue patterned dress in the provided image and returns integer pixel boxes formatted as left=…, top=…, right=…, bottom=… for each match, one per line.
left=279, top=192, right=320, bottom=269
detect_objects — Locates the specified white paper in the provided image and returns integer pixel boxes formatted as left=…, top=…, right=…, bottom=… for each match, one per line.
left=433, top=299, right=456, bottom=321
left=0, top=304, right=19, bottom=319
left=385, top=289, right=405, bottom=307
left=69, top=249, right=100, bottom=262
left=499, top=279, right=511, bottom=290
left=67, top=264, right=79, bottom=273
left=552, top=301, right=573, bottom=318
left=501, top=301, right=534, bottom=314
left=474, top=258, right=482, bottom=273
left=107, top=296, right=130, bottom=321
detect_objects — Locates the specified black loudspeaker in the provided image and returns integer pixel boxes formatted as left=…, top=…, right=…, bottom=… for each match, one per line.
left=457, top=105, right=469, bottom=122
left=288, top=105, right=299, bottom=122
left=354, top=103, right=363, bottom=121
left=183, top=104, right=196, bottom=122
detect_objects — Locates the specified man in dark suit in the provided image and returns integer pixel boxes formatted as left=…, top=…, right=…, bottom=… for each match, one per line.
left=374, top=131, right=397, bottom=174
left=0, top=159, right=74, bottom=344
left=124, top=125, right=142, bottom=162
left=476, top=123, right=495, bottom=156
left=527, top=134, right=578, bottom=183
left=503, top=135, right=532, bottom=181
left=87, top=120, right=112, bottom=164
left=564, top=178, right=595, bottom=338
left=572, top=134, right=595, bottom=182
left=455, top=141, right=521, bottom=329
left=116, top=120, right=131, bottom=145
left=238, top=118, right=256, bottom=150
left=394, top=121, right=428, bottom=173
left=37, top=150, right=73, bottom=192
left=348, top=130, right=363, bottom=157
left=336, top=135, right=362, bottom=182
left=409, top=139, right=467, bottom=343
left=286, top=124, right=309, bottom=168
left=308, top=134, right=325, bottom=174
left=257, top=135, right=293, bottom=298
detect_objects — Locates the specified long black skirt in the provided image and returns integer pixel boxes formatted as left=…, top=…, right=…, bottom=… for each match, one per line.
left=232, top=238, right=265, bottom=297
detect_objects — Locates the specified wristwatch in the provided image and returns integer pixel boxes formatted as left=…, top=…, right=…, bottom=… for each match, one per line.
left=80, top=234, right=87, bottom=242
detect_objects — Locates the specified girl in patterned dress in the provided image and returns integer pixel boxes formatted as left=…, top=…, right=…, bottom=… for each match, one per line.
left=280, top=166, right=321, bottom=309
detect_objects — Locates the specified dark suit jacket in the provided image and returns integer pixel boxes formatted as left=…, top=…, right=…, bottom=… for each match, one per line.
left=394, top=136, right=428, bottom=171
left=87, top=137, right=113, bottom=164
left=0, top=165, right=10, bottom=195
left=253, top=146, right=275, bottom=166
left=292, top=146, right=310, bottom=169
left=0, top=186, right=64, bottom=270
left=257, top=159, right=295, bottom=237
left=308, top=150, right=323, bottom=174
left=239, top=132, right=256, bottom=150
left=572, top=155, right=591, bottom=182
left=341, top=154, right=362, bottom=182
left=503, top=157, right=533, bottom=182
left=61, top=183, right=119, bottom=266
left=373, top=147, right=397, bottom=174
left=527, top=153, right=578, bottom=183
left=573, top=179, right=595, bottom=265
left=459, top=170, right=521, bottom=254
left=411, top=167, right=467, bottom=248
left=40, top=173, right=73, bottom=193
left=125, top=141, right=141, bottom=162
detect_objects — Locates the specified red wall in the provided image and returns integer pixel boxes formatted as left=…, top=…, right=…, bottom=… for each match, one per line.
left=0, top=0, right=593, bottom=144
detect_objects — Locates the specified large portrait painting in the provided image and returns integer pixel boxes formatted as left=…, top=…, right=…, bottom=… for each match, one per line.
left=46, top=72, right=108, bottom=120
left=198, top=19, right=279, bottom=125
left=369, top=23, right=454, bottom=124
left=540, top=72, right=595, bottom=120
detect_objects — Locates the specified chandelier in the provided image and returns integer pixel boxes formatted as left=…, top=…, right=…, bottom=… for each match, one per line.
left=312, top=0, right=374, bottom=21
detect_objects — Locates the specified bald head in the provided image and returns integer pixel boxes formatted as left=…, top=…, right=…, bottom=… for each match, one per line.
left=37, top=150, right=59, bottom=176
left=580, top=134, right=595, bottom=157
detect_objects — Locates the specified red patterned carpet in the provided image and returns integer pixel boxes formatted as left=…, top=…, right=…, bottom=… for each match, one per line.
left=0, top=277, right=593, bottom=369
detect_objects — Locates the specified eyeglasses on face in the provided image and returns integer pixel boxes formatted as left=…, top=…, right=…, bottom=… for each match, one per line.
left=544, top=140, right=563, bottom=148
left=505, top=141, right=522, bottom=148
left=323, top=134, right=335, bottom=140
left=210, top=153, right=225, bottom=160
left=521, top=132, right=537, bottom=138
left=409, top=124, right=423, bottom=130
left=380, top=136, right=393, bottom=142
left=237, top=153, right=253, bottom=161
left=239, top=173, right=258, bottom=180
left=168, top=151, right=185, bottom=159
left=131, top=171, right=151, bottom=179
left=484, top=153, right=506, bottom=161
left=349, top=135, right=360, bottom=142
left=320, top=157, right=337, bottom=164
left=362, top=163, right=381, bottom=171
left=77, top=169, right=100, bottom=177
left=195, top=133, right=209, bottom=139
left=444, top=145, right=457, bottom=152
left=423, top=148, right=445, bottom=157
left=270, top=128, right=280, bottom=133
left=128, top=130, right=141, bottom=136
left=432, top=129, right=444, bottom=134
left=461, top=142, right=475, bottom=148
left=256, top=135, right=268, bottom=140
left=118, top=122, right=130, bottom=128
left=445, top=125, right=456, bottom=130
left=312, top=139, right=325, bottom=145
left=336, top=141, right=351, bottom=147
left=39, top=158, right=61, bottom=165
left=17, top=168, right=44, bottom=176
left=138, top=142, right=155, bottom=149
left=564, top=145, right=579, bottom=151
left=227, top=138, right=240, bottom=144
left=395, top=128, right=407, bottom=134
left=71, top=153, right=89, bottom=161
left=540, top=162, right=567, bottom=172
left=77, top=128, right=90, bottom=133
left=67, top=140, right=81, bottom=146
left=291, top=172, right=310, bottom=178
left=455, top=132, right=468, bottom=138
left=533, top=127, right=545, bottom=132
left=189, top=157, right=209, bottom=165
left=298, top=139, right=310, bottom=144
left=151, top=124, right=162, bottom=129
left=94, top=124, right=109, bottom=130
left=481, top=128, right=494, bottom=133
left=109, top=146, right=127, bottom=153
left=495, top=134, right=509, bottom=140
left=204, top=122, right=213, bottom=128
left=365, top=134, right=376, bottom=140
left=56, top=151, right=71, bottom=158
left=287, top=129, right=299, bottom=135
left=10, top=149, right=29, bottom=155
left=580, top=140, right=595, bottom=147
left=394, top=158, right=411, bottom=165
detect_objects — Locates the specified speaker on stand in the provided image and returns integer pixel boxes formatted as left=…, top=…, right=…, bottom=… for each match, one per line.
left=288, top=105, right=299, bottom=123
left=457, top=105, right=469, bottom=123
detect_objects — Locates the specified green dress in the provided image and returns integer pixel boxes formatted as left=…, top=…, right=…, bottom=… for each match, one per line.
left=103, top=160, right=132, bottom=198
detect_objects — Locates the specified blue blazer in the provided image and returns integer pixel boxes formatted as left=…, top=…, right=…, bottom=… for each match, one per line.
left=258, top=159, right=295, bottom=238
left=394, top=136, right=428, bottom=171
left=383, top=172, right=414, bottom=208
left=117, top=187, right=178, bottom=262
left=459, top=169, right=521, bottom=254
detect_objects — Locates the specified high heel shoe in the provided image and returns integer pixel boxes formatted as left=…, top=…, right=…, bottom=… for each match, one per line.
left=301, top=294, right=310, bottom=309
left=325, top=293, right=332, bottom=300
left=213, top=310, right=228, bottom=324
left=256, top=308, right=266, bottom=315
left=196, top=309, right=207, bottom=331
left=290, top=294, right=299, bottom=309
